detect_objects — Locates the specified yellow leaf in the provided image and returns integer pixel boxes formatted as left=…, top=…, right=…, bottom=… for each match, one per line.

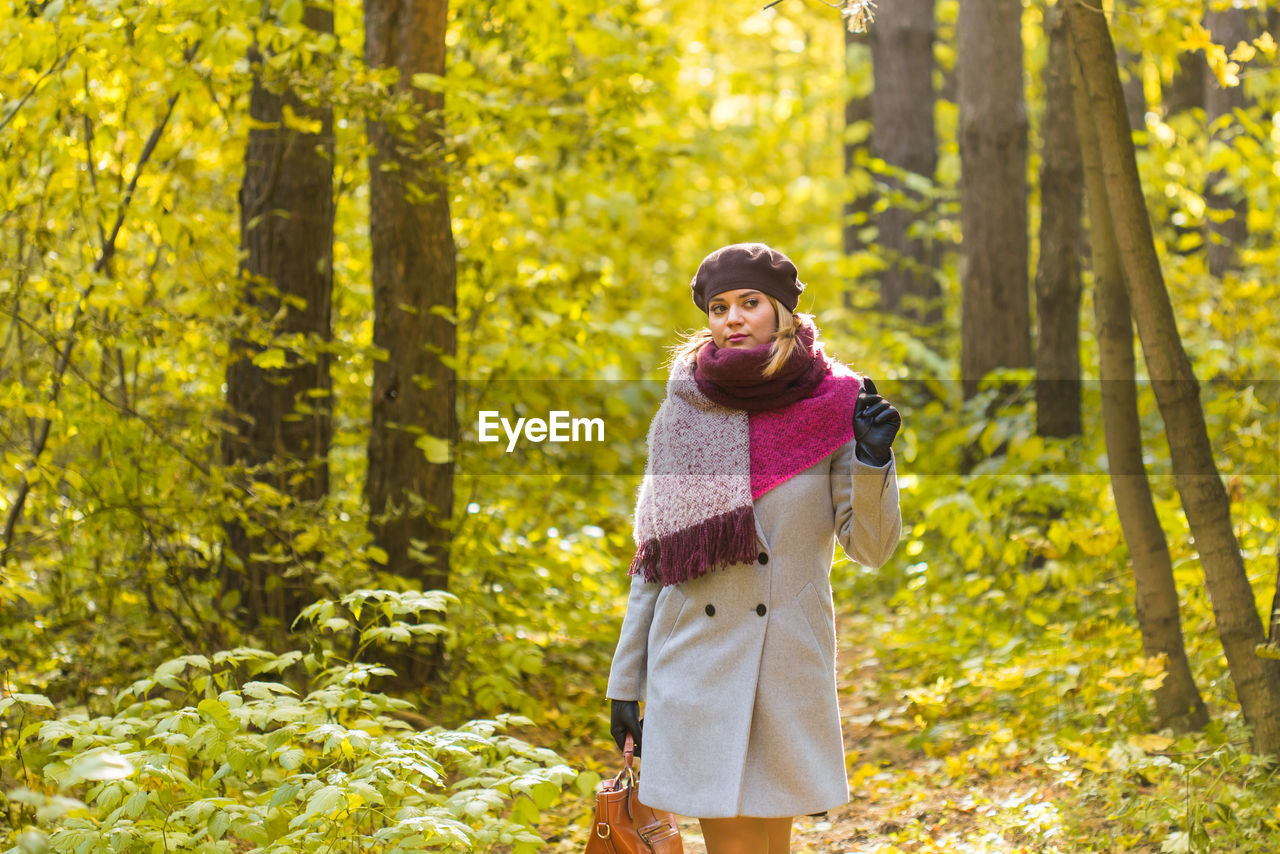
left=1128, top=734, right=1173, bottom=753
left=1254, top=31, right=1277, bottom=58
left=1230, top=41, right=1256, bottom=63
left=252, top=348, right=288, bottom=369
left=849, top=762, right=880, bottom=788
left=282, top=105, right=322, bottom=135
left=1061, top=739, right=1108, bottom=769
left=294, top=528, right=320, bottom=552
left=1142, top=673, right=1168, bottom=691
left=1214, top=60, right=1241, bottom=88
left=1181, top=22, right=1214, bottom=54
left=416, top=434, right=451, bottom=463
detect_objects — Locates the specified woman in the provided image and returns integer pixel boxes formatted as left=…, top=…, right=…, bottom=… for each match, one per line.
left=605, top=243, right=902, bottom=853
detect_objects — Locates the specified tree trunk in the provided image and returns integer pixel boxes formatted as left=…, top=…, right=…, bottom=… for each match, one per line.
left=364, top=0, right=457, bottom=592
left=1164, top=51, right=1205, bottom=117
left=1267, top=552, right=1280, bottom=651
left=1069, top=35, right=1208, bottom=731
left=223, top=1, right=335, bottom=630
left=870, top=0, right=939, bottom=322
left=1203, top=6, right=1252, bottom=277
left=1114, top=0, right=1146, bottom=131
left=957, top=0, right=1030, bottom=398
left=1034, top=5, right=1083, bottom=439
left=843, top=26, right=872, bottom=310
left=1066, top=0, right=1280, bottom=754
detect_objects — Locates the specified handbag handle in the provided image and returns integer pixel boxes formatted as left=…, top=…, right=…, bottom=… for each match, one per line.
left=608, top=734, right=637, bottom=792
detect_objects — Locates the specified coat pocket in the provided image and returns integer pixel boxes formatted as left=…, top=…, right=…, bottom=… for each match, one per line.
left=796, top=581, right=835, bottom=668
left=649, top=585, right=690, bottom=662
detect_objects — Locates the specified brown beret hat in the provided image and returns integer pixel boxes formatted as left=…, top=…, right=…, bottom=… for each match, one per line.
left=690, top=243, right=804, bottom=313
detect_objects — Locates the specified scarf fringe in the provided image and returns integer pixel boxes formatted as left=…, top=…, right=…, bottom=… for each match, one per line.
left=629, top=506, right=758, bottom=586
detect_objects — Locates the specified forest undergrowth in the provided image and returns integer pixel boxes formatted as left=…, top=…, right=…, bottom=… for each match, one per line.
left=550, top=591, right=1280, bottom=853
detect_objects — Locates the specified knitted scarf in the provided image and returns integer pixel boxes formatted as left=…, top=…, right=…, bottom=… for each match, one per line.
left=629, top=318, right=862, bottom=586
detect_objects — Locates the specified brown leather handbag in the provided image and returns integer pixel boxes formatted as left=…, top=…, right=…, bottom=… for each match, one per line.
left=584, top=735, right=683, bottom=853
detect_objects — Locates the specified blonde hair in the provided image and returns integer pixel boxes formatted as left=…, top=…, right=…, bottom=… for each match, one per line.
left=667, top=297, right=804, bottom=378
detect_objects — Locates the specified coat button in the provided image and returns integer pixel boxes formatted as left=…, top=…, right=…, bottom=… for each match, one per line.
left=756, top=603, right=767, bottom=617
left=705, top=604, right=715, bottom=617
left=758, top=552, right=769, bottom=564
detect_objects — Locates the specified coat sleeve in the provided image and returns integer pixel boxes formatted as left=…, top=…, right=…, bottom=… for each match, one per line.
left=606, top=573, right=662, bottom=702
left=830, top=437, right=901, bottom=568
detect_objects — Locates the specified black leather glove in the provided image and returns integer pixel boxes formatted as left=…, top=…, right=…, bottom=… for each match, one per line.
left=609, top=699, right=643, bottom=756
left=853, top=376, right=900, bottom=467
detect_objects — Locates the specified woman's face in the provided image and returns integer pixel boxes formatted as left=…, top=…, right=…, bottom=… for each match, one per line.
left=707, top=289, right=777, bottom=349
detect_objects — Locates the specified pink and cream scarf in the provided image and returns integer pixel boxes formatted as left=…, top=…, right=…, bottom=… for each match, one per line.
left=629, top=318, right=863, bottom=586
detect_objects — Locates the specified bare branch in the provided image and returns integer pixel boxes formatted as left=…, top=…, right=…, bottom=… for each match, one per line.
left=0, top=48, right=76, bottom=134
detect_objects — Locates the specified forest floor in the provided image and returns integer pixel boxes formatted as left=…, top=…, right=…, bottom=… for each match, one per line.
left=667, top=619, right=1074, bottom=854
left=554, top=610, right=1092, bottom=853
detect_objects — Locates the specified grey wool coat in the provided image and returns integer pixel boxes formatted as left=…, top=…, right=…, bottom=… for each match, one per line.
left=606, top=438, right=902, bottom=819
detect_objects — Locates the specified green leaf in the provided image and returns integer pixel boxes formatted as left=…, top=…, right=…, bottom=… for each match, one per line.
left=279, top=748, right=305, bottom=770
left=68, top=751, right=136, bottom=784
left=16, top=828, right=49, bottom=854
left=210, top=810, right=231, bottom=840
left=123, top=789, right=149, bottom=819
left=269, top=781, right=301, bottom=808
left=530, top=780, right=559, bottom=809
left=153, top=658, right=187, bottom=689
left=574, top=770, right=601, bottom=797
left=277, top=0, right=302, bottom=25
left=303, top=785, right=344, bottom=820
left=198, top=697, right=237, bottom=731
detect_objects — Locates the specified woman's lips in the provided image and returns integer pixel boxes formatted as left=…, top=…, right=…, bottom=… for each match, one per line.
left=728, top=333, right=748, bottom=343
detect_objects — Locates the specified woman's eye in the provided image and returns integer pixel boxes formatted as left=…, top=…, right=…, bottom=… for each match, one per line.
left=745, top=299, right=757, bottom=308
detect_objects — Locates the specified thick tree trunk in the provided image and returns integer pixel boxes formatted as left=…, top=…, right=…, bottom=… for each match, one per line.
left=1069, top=37, right=1208, bottom=731
left=1034, top=6, right=1083, bottom=439
left=957, top=0, right=1030, bottom=397
left=843, top=26, right=872, bottom=309
left=224, top=1, right=335, bottom=629
left=1203, top=6, right=1251, bottom=277
left=870, top=0, right=939, bottom=322
left=364, top=0, right=457, bottom=592
left=1066, top=1, right=1280, bottom=754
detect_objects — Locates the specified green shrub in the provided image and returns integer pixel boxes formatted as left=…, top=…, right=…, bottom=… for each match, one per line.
left=1, top=590, right=576, bottom=854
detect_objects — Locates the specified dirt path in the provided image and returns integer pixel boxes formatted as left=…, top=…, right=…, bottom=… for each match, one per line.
left=557, top=611, right=1077, bottom=852
left=660, top=618, right=1073, bottom=853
